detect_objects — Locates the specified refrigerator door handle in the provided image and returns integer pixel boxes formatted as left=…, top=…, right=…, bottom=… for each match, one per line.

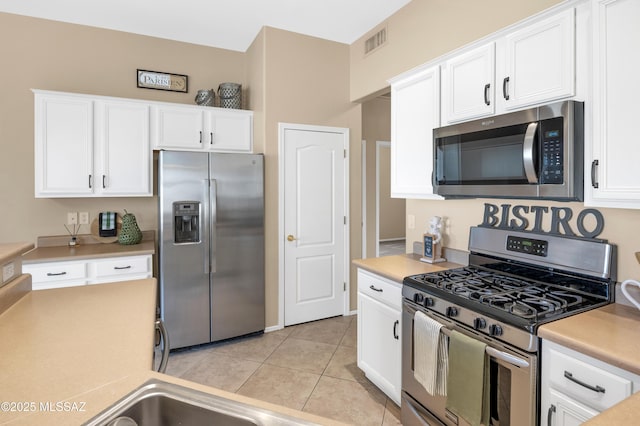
left=210, top=178, right=218, bottom=274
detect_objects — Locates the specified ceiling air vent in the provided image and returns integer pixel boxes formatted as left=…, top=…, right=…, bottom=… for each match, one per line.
left=364, top=27, right=387, bottom=55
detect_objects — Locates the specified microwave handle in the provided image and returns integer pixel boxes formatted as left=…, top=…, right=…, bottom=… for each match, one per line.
left=523, top=122, right=539, bottom=184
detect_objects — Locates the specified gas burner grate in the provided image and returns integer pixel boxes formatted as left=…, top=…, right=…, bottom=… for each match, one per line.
left=407, top=265, right=598, bottom=321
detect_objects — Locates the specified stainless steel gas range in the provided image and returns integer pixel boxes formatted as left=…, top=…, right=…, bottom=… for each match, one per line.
left=401, top=226, right=616, bottom=426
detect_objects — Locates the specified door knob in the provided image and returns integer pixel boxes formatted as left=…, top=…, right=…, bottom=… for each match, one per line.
left=287, top=235, right=296, bottom=241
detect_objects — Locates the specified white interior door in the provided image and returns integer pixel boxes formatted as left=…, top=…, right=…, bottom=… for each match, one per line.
left=281, top=123, right=348, bottom=326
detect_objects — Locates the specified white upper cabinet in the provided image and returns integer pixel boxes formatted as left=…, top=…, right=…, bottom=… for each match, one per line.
left=34, top=93, right=94, bottom=197
left=586, top=0, right=640, bottom=209
left=153, top=105, right=205, bottom=150
left=96, top=101, right=151, bottom=196
left=442, top=42, right=495, bottom=124
left=389, top=65, right=443, bottom=199
left=499, top=8, right=576, bottom=111
left=441, top=8, right=576, bottom=125
left=152, top=103, right=253, bottom=153
left=34, top=91, right=151, bottom=198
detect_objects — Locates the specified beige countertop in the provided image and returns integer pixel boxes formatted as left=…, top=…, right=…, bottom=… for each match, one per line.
left=352, top=253, right=463, bottom=283
left=22, top=239, right=155, bottom=264
left=0, top=277, right=341, bottom=425
left=538, top=303, right=640, bottom=375
left=0, top=242, right=34, bottom=266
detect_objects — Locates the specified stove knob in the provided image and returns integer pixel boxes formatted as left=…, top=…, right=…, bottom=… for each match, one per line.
left=413, top=293, right=425, bottom=305
left=489, top=324, right=503, bottom=336
left=424, top=297, right=434, bottom=307
left=446, top=307, right=458, bottom=318
left=473, top=318, right=487, bottom=330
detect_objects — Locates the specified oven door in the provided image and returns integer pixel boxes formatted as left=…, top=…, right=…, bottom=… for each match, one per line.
left=401, top=301, right=538, bottom=426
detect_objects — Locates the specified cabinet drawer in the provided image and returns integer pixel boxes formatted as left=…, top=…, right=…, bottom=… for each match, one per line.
left=92, top=256, right=150, bottom=278
left=357, top=269, right=402, bottom=309
left=547, top=347, right=632, bottom=411
left=25, top=261, right=87, bottom=283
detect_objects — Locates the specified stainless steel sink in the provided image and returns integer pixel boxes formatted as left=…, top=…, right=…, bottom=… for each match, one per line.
left=83, top=379, right=320, bottom=426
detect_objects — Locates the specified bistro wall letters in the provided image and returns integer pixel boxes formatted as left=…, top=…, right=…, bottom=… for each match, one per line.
left=480, top=203, right=605, bottom=239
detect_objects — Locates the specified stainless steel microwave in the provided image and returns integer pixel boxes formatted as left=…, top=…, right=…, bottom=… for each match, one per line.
left=433, top=100, right=584, bottom=201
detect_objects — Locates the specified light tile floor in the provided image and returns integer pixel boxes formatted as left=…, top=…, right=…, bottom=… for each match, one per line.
left=378, top=240, right=406, bottom=257
left=163, top=315, right=401, bottom=425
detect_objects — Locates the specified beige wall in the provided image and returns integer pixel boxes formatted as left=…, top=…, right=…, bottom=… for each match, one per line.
left=350, top=0, right=563, bottom=102
left=407, top=199, right=640, bottom=282
left=0, top=12, right=245, bottom=243
left=377, top=145, right=405, bottom=241
left=248, top=27, right=363, bottom=324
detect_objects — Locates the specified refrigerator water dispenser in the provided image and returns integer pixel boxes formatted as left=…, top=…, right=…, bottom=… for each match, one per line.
left=173, top=202, right=200, bottom=243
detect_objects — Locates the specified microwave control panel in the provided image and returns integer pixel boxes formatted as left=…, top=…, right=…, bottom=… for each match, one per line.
left=540, top=117, right=564, bottom=184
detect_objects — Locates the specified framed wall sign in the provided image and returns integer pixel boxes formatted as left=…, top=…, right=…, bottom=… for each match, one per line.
left=137, top=69, right=188, bottom=93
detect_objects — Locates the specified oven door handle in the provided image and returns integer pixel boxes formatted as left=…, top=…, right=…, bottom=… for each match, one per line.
left=486, top=346, right=530, bottom=368
left=404, top=397, right=432, bottom=425
left=523, top=122, right=539, bottom=184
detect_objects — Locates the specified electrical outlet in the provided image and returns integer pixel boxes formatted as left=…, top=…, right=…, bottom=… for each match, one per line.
left=79, top=212, right=89, bottom=225
left=67, top=212, right=78, bottom=225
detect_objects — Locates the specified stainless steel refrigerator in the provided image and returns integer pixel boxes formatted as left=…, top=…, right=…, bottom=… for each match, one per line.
left=158, top=150, right=264, bottom=350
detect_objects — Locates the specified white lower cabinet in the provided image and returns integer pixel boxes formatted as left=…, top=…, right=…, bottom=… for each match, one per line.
left=357, top=269, right=401, bottom=405
left=24, top=254, right=152, bottom=290
left=547, top=388, right=599, bottom=426
left=541, top=339, right=640, bottom=425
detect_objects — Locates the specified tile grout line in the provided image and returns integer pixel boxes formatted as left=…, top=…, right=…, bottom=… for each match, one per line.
left=234, top=331, right=291, bottom=394
left=301, top=318, right=353, bottom=412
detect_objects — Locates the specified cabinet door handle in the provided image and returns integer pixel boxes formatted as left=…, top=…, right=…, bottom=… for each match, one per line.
left=503, top=76, right=510, bottom=100
left=564, top=371, right=606, bottom=393
left=210, top=132, right=214, bottom=145
left=369, top=285, right=383, bottom=292
left=393, top=320, right=399, bottom=340
left=88, top=174, right=92, bottom=189
left=547, top=404, right=556, bottom=426
left=102, top=175, right=106, bottom=189
left=591, top=159, right=599, bottom=189
left=46, top=271, right=67, bottom=276
left=113, top=265, right=132, bottom=270
left=484, top=83, right=491, bottom=106
left=199, top=130, right=203, bottom=144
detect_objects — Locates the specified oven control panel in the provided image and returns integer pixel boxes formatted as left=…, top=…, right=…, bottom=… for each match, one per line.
left=506, top=235, right=548, bottom=257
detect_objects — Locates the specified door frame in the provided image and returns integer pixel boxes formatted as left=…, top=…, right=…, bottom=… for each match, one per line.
left=277, top=122, right=350, bottom=329
left=375, top=141, right=391, bottom=257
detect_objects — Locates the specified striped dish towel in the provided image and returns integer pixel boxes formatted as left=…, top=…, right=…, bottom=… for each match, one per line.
left=413, top=310, right=449, bottom=396
left=99, top=212, right=117, bottom=237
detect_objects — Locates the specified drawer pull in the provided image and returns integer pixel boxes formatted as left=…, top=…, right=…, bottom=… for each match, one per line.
left=369, top=285, right=383, bottom=292
left=564, top=371, right=606, bottom=393
left=46, top=271, right=67, bottom=276
left=113, top=265, right=132, bottom=270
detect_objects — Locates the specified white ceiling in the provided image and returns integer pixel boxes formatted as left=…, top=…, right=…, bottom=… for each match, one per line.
left=0, top=0, right=412, bottom=52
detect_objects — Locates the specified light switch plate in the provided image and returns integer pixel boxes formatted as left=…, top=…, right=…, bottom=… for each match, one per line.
left=67, top=212, right=78, bottom=225
left=407, top=214, right=416, bottom=230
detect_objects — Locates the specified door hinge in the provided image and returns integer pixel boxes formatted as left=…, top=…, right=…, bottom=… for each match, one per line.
left=344, top=149, right=347, bottom=158
left=344, top=282, right=346, bottom=291
left=344, top=216, right=347, bottom=225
